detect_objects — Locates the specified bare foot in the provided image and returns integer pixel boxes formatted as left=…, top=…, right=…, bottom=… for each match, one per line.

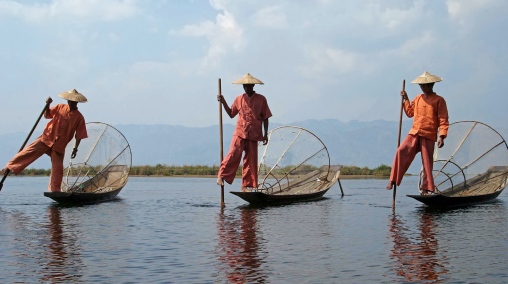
left=241, top=187, right=251, bottom=192
left=216, top=177, right=224, bottom=186
left=386, top=181, right=395, bottom=190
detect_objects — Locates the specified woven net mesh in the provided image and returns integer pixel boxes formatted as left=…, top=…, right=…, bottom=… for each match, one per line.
left=257, top=126, right=340, bottom=194
left=421, top=121, right=508, bottom=196
left=61, top=122, right=132, bottom=193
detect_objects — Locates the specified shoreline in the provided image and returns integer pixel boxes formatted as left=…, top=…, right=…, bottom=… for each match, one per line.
left=12, top=174, right=414, bottom=179
left=17, top=174, right=394, bottom=179
left=127, top=175, right=398, bottom=179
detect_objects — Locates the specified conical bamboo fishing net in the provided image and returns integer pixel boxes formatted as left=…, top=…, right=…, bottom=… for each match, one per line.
left=61, top=122, right=132, bottom=193
left=420, top=121, right=508, bottom=196
left=257, top=126, right=341, bottom=195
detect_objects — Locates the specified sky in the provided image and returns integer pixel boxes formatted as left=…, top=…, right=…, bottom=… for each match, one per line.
left=0, top=0, right=507, bottom=136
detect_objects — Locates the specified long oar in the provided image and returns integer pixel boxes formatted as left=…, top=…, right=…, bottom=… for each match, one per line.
left=392, top=80, right=405, bottom=211
left=0, top=101, right=51, bottom=191
left=218, top=78, right=225, bottom=208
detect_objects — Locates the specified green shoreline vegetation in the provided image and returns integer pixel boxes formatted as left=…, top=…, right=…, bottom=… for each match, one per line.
left=15, top=164, right=393, bottom=178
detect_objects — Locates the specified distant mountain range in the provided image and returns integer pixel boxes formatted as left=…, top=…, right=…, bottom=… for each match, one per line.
left=112, top=119, right=409, bottom=168
left=1, top=119, right=506, bottom=174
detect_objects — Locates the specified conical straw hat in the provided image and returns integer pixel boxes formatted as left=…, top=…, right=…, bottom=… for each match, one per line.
left=232, top=73, right=264, bottom=85
left=411, top=71, right=442, bottom=84
left=58, top=89, right=88, bottom=103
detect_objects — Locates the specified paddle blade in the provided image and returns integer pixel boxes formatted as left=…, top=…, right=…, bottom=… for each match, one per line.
left=0, top=171, right=9, bottom=192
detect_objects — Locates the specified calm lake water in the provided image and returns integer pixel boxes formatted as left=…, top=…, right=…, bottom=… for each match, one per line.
left=0, top=176, right=507, bottom=283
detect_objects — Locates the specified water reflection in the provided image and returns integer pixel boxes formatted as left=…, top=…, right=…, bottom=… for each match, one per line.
left=41, top=206, right=83, bottom=283
left=215, top=207, right=267, bottom=283
left=388, top=211, right=448, bottom=282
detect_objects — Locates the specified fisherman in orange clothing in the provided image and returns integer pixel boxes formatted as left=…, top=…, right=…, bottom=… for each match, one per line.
left=217, top=73, right=272, bottom=192
left=386, top=71, right=449, bottom=195
left=2, top=89, right=88, bottom=192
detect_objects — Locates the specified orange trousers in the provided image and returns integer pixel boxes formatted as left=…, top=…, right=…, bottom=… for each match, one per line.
left=5, top=137, right=64, bottom=192
left=218, top=136, right=259, bottom=188
left=389, top=134, right=436, bottom=191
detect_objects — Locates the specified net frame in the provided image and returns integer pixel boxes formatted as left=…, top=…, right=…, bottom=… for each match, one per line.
left=419, top=121, right=508, bottom=196
left=61, top=122, right=132, bottom=193
left=256, top=126, right=340, bottom=195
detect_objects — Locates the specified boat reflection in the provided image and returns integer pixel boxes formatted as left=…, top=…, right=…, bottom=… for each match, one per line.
left=215, top=207, right=267, bottom=283
left=41, top=206, right=83, bottom=283
left=388, top=211, right=448, bottom=282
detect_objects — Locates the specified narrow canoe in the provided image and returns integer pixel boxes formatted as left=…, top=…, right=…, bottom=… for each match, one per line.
left=231, top=166, right=343, bottom=205
left=44, top=187, right=123, bottom=205
left=407, top=189, right=503, bottom=208
left=231, top=187, right=330, bottom=205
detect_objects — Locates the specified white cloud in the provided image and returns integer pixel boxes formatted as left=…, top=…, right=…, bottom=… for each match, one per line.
left=252, top=5, right=288, bottom=30
left=298, top=46, right=374, bottom=80
left=447, top=0, right=489, bottom=20
left=398, top=31, right=437, bottom=58
left=174, top=2, right=244, bottom=70
left=209, top=0, right=227, bottom=11
left=447, top=0, right=503, bottom=26
left=178, top=20, right=215, bottom=37
left=377, top=1, right=423, bottom=30
left=36, top=29, right=91, bottom=73
left=107, top=32, right=121, bottom=42
left=347, top=1, right=427, bottom=38
left=0, top=0, right=139, bottom=23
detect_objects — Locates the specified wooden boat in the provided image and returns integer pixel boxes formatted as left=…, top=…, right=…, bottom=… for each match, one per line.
left=44, top=188, right=123, bottom=205
left=44, top=165, right=129, bottom=205
left=408, top=166, right=508, bottom=208
left=231, top=187, right=331, bottom=205
left=407, top=190, right=503, bottom=208
left=231, top=165, right=343, bottom=205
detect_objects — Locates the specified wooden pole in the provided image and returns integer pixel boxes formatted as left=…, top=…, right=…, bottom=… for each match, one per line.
left=392, top=79, right=405, bottom=211
left=0, top=100, right=51, bottom=191
left=218, top=78, right=225, bottom=208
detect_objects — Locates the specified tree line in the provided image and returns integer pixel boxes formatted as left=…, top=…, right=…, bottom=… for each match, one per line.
left=16, top=164, right=392, bottom=177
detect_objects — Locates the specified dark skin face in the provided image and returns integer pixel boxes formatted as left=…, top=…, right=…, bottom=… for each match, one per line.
left=67, top=100, right=78, bottom=110
left=243, top=84, right=255, bottom=96
left=419, top=83, right=435, bottom=95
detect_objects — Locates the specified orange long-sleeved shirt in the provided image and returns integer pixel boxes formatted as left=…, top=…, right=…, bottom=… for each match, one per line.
left=231, top=93, right=272, bottom=141
left=403, top=93, right=449, bottom=141
left=40, top=104, right=88, bottom=154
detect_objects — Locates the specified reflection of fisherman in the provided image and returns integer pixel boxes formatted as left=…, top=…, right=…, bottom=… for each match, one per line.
left=217, top=73, right=272, bottom=192
left=388, top=213, right=447, bottom=282
left=216, top=208, right=265, bottom=282
left=43, top=206, right=65, bottom=282
left=386, top=71, right=449, bottom=195
left=43, top=206, right=82, bottom=282
left=2, top=89, right=88, bottom=192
